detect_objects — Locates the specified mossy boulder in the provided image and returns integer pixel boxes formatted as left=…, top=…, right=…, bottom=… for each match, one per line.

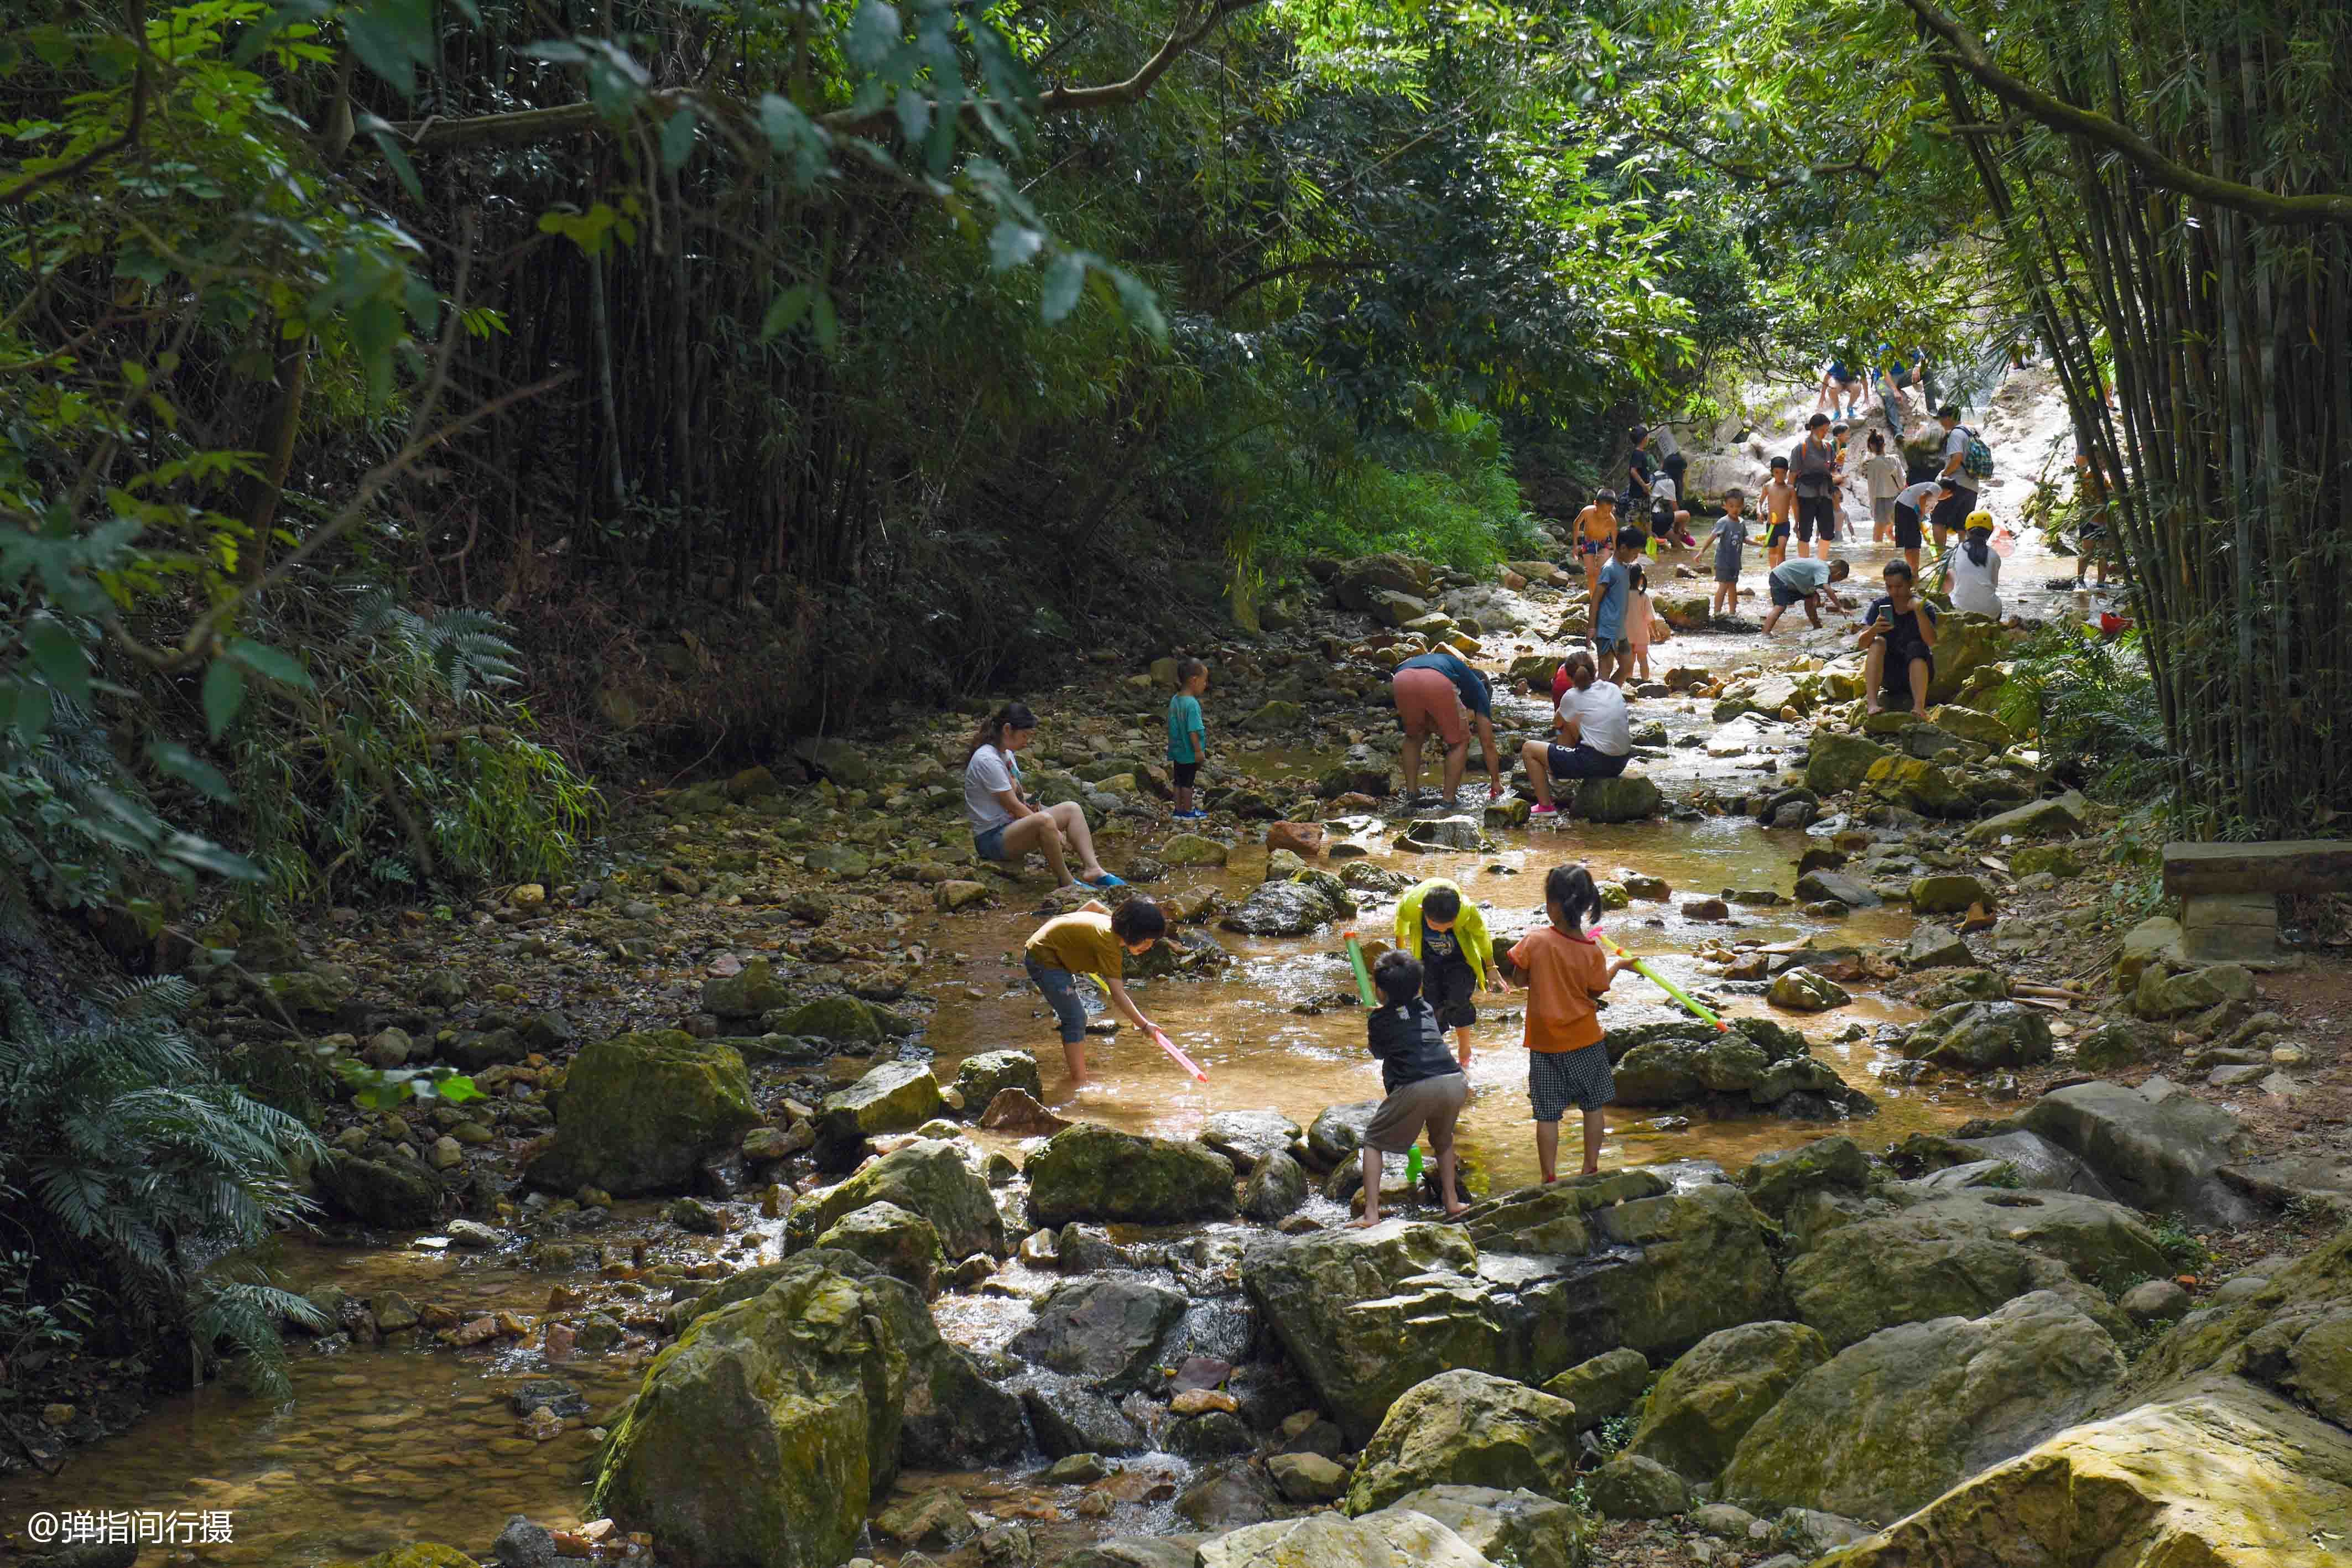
left=1025, top=1122, right=1237, bottom=1226
left=1626, top=1321, right=1831, bottom=1481
left=1574, top=774, right=1663, bottom=823
left=316, top=1153, right=445, bottom=1229
left=1356, top=1485, right=1596, bottom=1568
left=1922, top=616, right=2013, bottom=703
left=785, top=1139, right=1007, bottom=1260
left=591, top=1257, right=917, bottom=1568
left=1840, top=1188, right=2171, bottom=1291
left=1720, top=1292, right=2126, bottom=1525
left=1345, top=1369, right=1580, bottom=1514
left=1767, top=967, right=1852, bottom=1012
left=1929, top=704, right=2014, bottom=746
left=1739, top=1137, right=1872, bottom=1220
left=1902, top=1001, right=2054, bottom=1071
left=767, top=994, right=887, bottom=1045
left=1161, top=834, right=1230, bottom=867
left=1861, top=756, right=1973, bottom=817
left=814, top=1061, right=946, bottom=1167
left=2010, top=843, right=2081, bottom=878
left=525, top=1032, right=758, bottom=1197
left=1804, top=732, right=1894, bottom=795
left=953, top=1050, right=1042, bottom=1108
left=1909, top=874, right=1991, bottom=914
left=813, top=1201, right=945, bottom=1298
left=1542, top=1347, right=1651, bottom=1434
left=700, top=958, right=792, bottom=1019
left=1784, top=1231, right=2130, bottom=1352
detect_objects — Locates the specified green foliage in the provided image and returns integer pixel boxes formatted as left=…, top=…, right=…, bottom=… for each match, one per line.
left=1997, top=623, right=2168, bottom=805
left=330, top=1054, right=484, bottom=1113
left=0, top=976, right=327, bottom=1398
left=2150, top=1217, right=2213, bottom=1277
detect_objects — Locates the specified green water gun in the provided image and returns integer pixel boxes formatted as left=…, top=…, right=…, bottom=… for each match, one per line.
left=1344, top=930, right=1377, bottom=1005
left=1588, top=925, right=1728, bottom=1031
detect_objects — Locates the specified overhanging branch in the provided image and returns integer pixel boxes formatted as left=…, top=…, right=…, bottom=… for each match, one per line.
left=1898, top=0, right=2352, bottom=226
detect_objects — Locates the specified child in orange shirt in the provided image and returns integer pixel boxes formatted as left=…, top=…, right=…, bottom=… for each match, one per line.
left=1507, top=864, right=1635, bottom=1181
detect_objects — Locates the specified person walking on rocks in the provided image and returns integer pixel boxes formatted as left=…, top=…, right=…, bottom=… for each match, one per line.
left=1855, top=429, right=1905, bottom=546
left=1758, top=556, right=1852, bottom=634
left=1705, top=488, right=1751, bottom=618
left=1390, top=648, right=1502, bottom=810
left=964, top=702, right=1125, bottom=889
left=1394, top=879, right=1508, bottom=1069
left=1165, top=658, right=1210, bottom=820
left=1860, top=559, right=1939, bottom=717
left=1791, top=414, right=1840, bottom=561
left=1024, top=898, right=1167, bottom=1092
left=1511, top=864, right=1632, bottom=1182
left=1520, top=650, right=1631, bottom=816
left=1354, top=949, right=1471, bottom=1226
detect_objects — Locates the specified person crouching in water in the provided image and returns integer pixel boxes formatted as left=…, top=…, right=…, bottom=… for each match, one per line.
left=1355, top=949, right=1471, bottom=1226
left=1023, top=897, right=1167, bottom=1093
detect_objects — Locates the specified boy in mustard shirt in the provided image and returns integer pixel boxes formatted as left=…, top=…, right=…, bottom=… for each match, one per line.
left=1024, top=898, right=1167, bottom=1092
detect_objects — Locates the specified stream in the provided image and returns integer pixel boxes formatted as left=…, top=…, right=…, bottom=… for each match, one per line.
left=0, top=373, right=2098, bottom=1566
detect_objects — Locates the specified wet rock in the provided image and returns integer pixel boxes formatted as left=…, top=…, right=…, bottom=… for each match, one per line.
left=1541, top=1347, right=1649, bottom=1432
left=1766, top=967, right=1851, bottom=1012
left=786, top=1139, right=1007, bottom=1260
left=1011, top=1278, right=1187, bottom=1393
left=1268, top=1451, right=1350, bottom=1503
left=590, top=1256, right=918, bottom=1568
left=1026, top=1123, right=1238, bottom=1226
left=1175, top=1461, right=1284, bottom=1530
left=1200, top=1108, right=1306, bottom=1175
left=1219, top=876, right=1353, bottom=936
left=700, top=958, right=792, bottom=1019
left=492, top=1514, right=558, bottom=1568
left=2019, top=1077, right=2259, bottom=1225
left=1305, top=1101, right=1381, bottom=1166
left=1627, top=1321, right=1831, bottom=1481
left=1901, top=1001, right=2053, bottom=1070
left=980, top=1088, right=1071, bottom=1137
left=446, top=1218, right=503, bottom=1248
left=1341, top=862, right=1413, bottom=896
left=1022, top=1385, right=1146, bottom=1458
left=1682, top=898, right=1730, bottom=921
left=935, top=880, right=992, bottom=911
left=1912, top=967, right=2008, bottom=1008
left=873, top=1490, right=977, bottom=1551
left=954, top=1050, right=1042, bottom=1108
left=1161, top=834, right=1231, bottom=867
left=1719, top=1291, right=2125, bottom=1524
left=768, top=994, right=888, bottom=1045
left=1346, top=1369, right=1579, bottom=1513
left=1740, top=1137, right=1873, bottom=1220
left=1590, top=1453, right=1692, bottom=1519
left=1399, top=815, right=1495, bottom=852
left=1574, top=775, right=1663, bottom=823
left=317, top=1153, right=445, bottom=1228
left=1896, top=924, right=1974, bottom=970
left=667, top=1195, right=727, bottom=1234
left=814, top=1062, right=947, bottom=1168
left=1167, top=1410, right=1256, bottom=1458
left=1241, top=1152, right=1310, bottom=1222
left=525, top=1032, right=759, bottom=1198
left=1792, top=870, right=1879, bottom=908
left=813, top=1201, right=945, bottom=1298
left=1784, top=1231, right=2129, bottom=1352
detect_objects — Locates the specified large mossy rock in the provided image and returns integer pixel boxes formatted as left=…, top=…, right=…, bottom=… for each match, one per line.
left=2105, top=1223, right=2352, bottom=1424
left=767, top=994, right=889, bottom=1045
left=1196, top=1510, right=1490, bottom=1568
left=953, top=1050, right=1042, bottom=1107
left=1804, top=1187, right=2170, bottom=1293
left=1922, top=616, right=2013, bottom=703
left=526, top=1032, right=758, bottom=1196
left=700, top=958, right=792, bottom=1019
left=2019, top=1077, right=2260, bottom=1226
left=1901, top=1001, right=2054, bottom=1071
left=1860, top=756, right=1974, bottom=817
left=784, top=1139, right=1007, bottom=1260
left=1356, top=1485, right=1595, bottom=1568
left=1812, top=1377, right=2352, bottom=1568
left=1784, top=1231, right=2129, bottom=1352
left=1218, top=875, right=1354, bottom=936
left=1625, top=1322, right=1830, bottom=1482
left=1609, top=1023, right=1871, bottom=1118
left=1335, top=551, right=1436, bottom=612
left=590, top=1257, right=917, bottom=1568
left=1344, top=1369, right=1580, bottom=1514
left=1573, top=775, right=1663, bottom=823
left=811, top=1202, right=944, bottom=1298
left=1543, top=1348, right=1651, bottom=1434
left=1718, top=1291, right=2126, bottom=1524
left=1739, top=1137, right=1872, bottom=1220
left=1804, top=732, right=1894, bottom=795
left=814, top=1061, right=946, bottom=1168
left=1026, top=1122, right=1237, bottom=1226
left=316, top=1152, right=445, bottom=1228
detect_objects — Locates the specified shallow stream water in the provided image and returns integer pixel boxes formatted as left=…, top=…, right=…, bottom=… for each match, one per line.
left=0, top=371, right=2104, bottom=1566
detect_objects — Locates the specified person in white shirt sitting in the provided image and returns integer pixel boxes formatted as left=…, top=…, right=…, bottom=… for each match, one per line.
left=1942, top=510, right=2005, bottom=619
left=1520, top=651, right=1632, bottom=818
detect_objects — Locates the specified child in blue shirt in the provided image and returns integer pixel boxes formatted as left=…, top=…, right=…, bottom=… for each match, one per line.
left=1166, top=658, right=1209, bottom=820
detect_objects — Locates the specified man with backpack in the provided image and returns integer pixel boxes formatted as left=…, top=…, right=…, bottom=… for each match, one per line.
left=1933, top=404, right=1992, bottom=550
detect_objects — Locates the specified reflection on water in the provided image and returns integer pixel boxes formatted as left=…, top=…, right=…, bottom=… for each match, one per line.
left=930, top=808, right=1994, bottom=1192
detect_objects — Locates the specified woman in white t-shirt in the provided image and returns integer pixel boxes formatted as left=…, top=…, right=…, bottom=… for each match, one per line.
left=962, top=703, right=1124, bottom=889
left=1518, top=651, right=1634, bottom=817
left=1942, top=512, right=2004, bottom=619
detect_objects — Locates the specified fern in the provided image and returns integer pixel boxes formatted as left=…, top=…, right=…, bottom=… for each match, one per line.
left=1997, top=622, right=2169, bottom=803
left=0, top=980, right=325, bottom=1398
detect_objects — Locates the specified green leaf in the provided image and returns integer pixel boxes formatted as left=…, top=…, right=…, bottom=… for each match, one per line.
left=436, top=1074, right=485, bottom=1103
left=27, top=617, right=88, bottom=701
left=226, top=637, right=315, bottom=690
left=987, top=220, right=1043, bottom=271
left=1042, top=253, right=1086, bottom=323
left=810, top=291, right=839, bottom=351
left=759, top=285, right=810, bottom=341
left=13, top=679, right=51, bottom=744
left=202, top=659, right=246, bottom=739
left=659, top=108, right=698, bottom=172
left=147, top=741, right=236, bottom=804
left=343, top=0, right=437, bottom=97
left=159, top=832, right=265, bottom=882
left=361, top=114, right=424, bottom=200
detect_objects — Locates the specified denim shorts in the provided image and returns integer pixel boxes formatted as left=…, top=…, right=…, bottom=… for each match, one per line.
left=1026, top=956, right=1090, bottom=1045
left=974, top=824, right=1010, bottom=862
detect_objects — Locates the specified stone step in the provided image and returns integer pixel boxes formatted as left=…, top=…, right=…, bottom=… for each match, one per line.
left=2162, top=838, right=2352, bottom=896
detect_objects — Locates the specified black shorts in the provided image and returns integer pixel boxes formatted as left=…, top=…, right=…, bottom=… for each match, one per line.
left=1930, top=488, right=1974, bottom=539
left=1769, top=575, right=1812, bottom=609
left=1171, top=760, right=1199, bottom=788
left=1766, top=519, right=1791, bottom=546
left=1422, top=952, right=1478, bottom=1030
left=1547, top=742, right=1630, bottom=781
left=1892, top=504, right=1923, bottom=550
left=1795, top=494, right=1837, bottom=541
left=1880, top=647, right=1934, bottom=701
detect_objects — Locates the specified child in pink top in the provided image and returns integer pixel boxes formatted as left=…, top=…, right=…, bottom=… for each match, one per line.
left=1626, top=565, right=1660, bottom=683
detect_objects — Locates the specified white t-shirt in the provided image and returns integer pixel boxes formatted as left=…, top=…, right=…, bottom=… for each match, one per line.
left=964, top=746, right=1022, bottom=834
left=1857, top=453, right=1905, bottom=501
left=1942, top=426, right=1978, bottom=493
left=1894, top=480, right=1944, bottom=514
left=1652, top=475, right=1678, bottom=508
left=1949, top=545, right=2004, bottom=618
left=1557, top=682, right=1632, bottom=757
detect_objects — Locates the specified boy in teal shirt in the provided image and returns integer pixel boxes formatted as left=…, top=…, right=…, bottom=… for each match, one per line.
left=1167, top=658, right=1209, bottom=820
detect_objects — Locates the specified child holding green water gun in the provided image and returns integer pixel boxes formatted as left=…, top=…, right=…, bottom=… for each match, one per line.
left=1355, top=949, right=1470, bottom=1227
left=1394, top=879, right=1510, bottom=1069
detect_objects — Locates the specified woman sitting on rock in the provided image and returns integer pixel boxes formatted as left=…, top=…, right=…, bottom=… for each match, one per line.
left=1520, top=651, right=1632, bottom=816
left=962, top=702, right=1123, bottom=890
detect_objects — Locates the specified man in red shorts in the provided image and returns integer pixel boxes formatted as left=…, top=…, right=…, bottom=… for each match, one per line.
left=1391, top=648, right=1502, bottom=811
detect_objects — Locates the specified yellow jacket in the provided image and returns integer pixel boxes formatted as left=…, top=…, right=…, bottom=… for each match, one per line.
left=1394, top=879, right=1494, bottom=990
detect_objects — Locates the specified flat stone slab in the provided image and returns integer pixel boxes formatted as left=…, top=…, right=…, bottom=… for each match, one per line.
left=2181, top=893, right=2281, bottom=963
left=2163, top=839, right=2352, bottom=897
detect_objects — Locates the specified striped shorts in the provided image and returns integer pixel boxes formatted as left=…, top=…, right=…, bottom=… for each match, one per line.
left=1528, top=1044, right=1616, bottom=1121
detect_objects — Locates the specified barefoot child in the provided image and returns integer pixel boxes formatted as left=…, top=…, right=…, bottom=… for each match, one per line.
left=1024, top=898, right=1167, bottom=1091
left=1165, top=658, right=1209, bottom=820
left=1575, top=492, right=1620, bottom=563
left=1760, top=457, right=1796, bottom=571
left=1626, top=564, right=1658, bottom=683
left=1509, top=866, right=1632, bottom=1181
left=1856, top=430, right=1905, bottom=545
left=1705, top=487, right=1750, bottom=617
left=1353, top=950, right=1471, bottom=1226
left=1396, top=879, right=1508, bottom=1068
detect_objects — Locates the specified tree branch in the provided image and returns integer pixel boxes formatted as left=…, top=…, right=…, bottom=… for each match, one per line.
left=386, top=0, right=1267, bottom=150
left=1898, top=0, right=2352, bottom=226
left=0, top=0, right=149, bottom=207
left=1216, top=254, right=1385, bottom=310
left=1646, top=122, right=1883, bottom=189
